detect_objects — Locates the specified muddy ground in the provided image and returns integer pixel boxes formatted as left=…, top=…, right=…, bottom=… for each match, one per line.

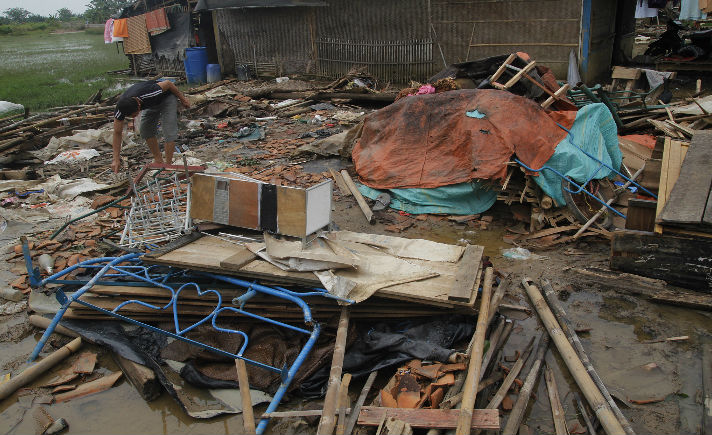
left=1, top=104, right=711, bottom=435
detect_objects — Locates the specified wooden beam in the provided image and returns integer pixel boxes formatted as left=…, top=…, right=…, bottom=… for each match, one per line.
left=113, top=354, right=161, bottom=402
left=357, top=407, right=499, bottom=430
left=340, top=170, right=375, bottom=224
left=317, top=306, right=351, bottom=435
left=236, top=359, right=256, bottom=434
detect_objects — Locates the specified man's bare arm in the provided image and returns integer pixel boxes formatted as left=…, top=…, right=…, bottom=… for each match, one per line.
left=157, top=80, right=191, bottom=108
left=111, top=119, right=124, bottom=173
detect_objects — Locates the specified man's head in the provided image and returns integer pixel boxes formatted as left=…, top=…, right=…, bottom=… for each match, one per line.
left=117, top=96, right=141, bottom=118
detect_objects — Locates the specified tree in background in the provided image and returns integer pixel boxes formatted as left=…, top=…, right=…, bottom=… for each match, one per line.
left=84, top=0, right=132, bottom=23
left=3, top=8, right=32, bottom=23
left=56, top=8, right=76, bottom=21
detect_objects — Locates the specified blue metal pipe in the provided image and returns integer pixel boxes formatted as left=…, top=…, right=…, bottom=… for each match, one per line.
left=28, top=254, right=141, bottom=361
left=201, top=272, right=314, bottom=324
left=255, top=323, right=321, bottom=435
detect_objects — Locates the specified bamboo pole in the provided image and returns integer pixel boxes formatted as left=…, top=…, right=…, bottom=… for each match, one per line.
left=0, top=105, right=107, bottom=138
left=540, top=278, right=634, bottom=435
left=481, top=319, right=513, bottom=380
left=0, top=337, right=82, bottom=401
left=335, top=373, right=352, bottom=435
left=544, top=364, right=568, bottom=435
left=487, top=276, right=509, bottom=325
left=454, top=267, right=493, bottom=435
left=478, top=317, right=505, bottom=380
left=502, top=332, right=550, bottom=435
left=484, top=336, right=535, bottom=410
left=575, top=393, right=598, bottom=435
left=235, top=358, right=256, bottom=435
left=344, top=370, right=377, bottom=435
left=521, top=279, right=626, bottom=435
left=340, top=170, right=375, bottom=224
left=317, top=306, right=350, bottom=435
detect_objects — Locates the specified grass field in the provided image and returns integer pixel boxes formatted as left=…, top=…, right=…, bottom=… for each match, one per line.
left=0, top=31, right=130, bottom=111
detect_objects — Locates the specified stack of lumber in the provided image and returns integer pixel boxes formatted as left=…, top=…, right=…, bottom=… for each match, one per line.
left=63, top=284, right=474, bottom=322
left=143, top=233, right=483, bottom=310
left=657, top=131, right=712, bottom=236
left=611, top=132, right=712, bottom=293
left=65, top=230, right=485, bottom=322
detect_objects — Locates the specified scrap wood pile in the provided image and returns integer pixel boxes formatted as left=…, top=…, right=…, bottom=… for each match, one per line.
left=0, top=96, right=117, bottom=167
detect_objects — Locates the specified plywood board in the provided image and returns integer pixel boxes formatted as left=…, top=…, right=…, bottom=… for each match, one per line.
left=659, top=132, right=712, bottom=226
left=145, top=235, right=478, bottom=308
left=276, top=186, right=307, bottom=237
left=448, top=245, right=484, bottom=302
left=654, top=139, right=688, bottom=232
left=228, top=179, right=260, bottom=229
left=305, top=180, right=332, bottom=235
left=190, top=174, right=215, bottom=221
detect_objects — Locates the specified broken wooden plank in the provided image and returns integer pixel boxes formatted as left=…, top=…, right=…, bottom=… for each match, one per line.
left=329, top=168, right=351, bottom=196
left=54, top=371, right=123, bottom=403
left=340, top=170, right=374, bottom=224
left=113, top=354, right=161, bottom=402
left=659, top=131, right=712, bottom=227
left=544, top=365, right=568, bottom=435
left=448, top=244, right=484, bottom=302
left=236, top=358, right=256, bottom=435
left=357, top=407, right=499, bottom=430
left=610, top=230, right=712, bottom=292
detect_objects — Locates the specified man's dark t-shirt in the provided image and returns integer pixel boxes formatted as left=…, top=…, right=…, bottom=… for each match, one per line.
left=114, top=80, right=167, bottom=120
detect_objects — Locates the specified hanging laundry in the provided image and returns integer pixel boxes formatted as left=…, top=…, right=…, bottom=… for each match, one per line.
left=104, top=18, right=114, bottom=44
left=635, top=0, right=658, bottom=18
left=113, top=18, right=128, bottom=38
left=145, top=8, right=170, bottom=36
left=124, top=14, right=152, bottom=55
left=680, top=0, right=708, bottom=19
left=700, top=0, right=712, bottom=12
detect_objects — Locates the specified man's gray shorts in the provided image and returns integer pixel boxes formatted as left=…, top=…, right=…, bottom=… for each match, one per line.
left=139, top=94, right=178, bottom=142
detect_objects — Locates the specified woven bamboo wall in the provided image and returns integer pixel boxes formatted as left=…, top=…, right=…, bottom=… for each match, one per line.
left=214, top=0, right=602, bottom=83
left=215, top=0, right=436, bottom=82
left=431, top=0, right=582, bottom=78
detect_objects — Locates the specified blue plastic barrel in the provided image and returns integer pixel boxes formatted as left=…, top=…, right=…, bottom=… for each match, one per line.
left=184, top=47, right=208, bottom=84
left=206, top=64, right=221, bottom=83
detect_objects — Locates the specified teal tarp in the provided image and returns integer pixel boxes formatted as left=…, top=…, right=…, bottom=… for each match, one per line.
left=358, top=181, right=497, bottom=215
left=530, top=103, right=620, bottom=206
left=356, top=103, right=619, bottom=215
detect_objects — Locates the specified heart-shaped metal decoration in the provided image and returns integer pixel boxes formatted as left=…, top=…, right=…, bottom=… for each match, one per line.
left=172, top=282, right=222, bottom=336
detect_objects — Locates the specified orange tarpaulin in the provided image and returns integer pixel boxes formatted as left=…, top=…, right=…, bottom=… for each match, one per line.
left=352, top=89, right=576, bottom=190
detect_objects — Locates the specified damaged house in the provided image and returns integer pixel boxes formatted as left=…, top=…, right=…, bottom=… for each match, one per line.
left=118, top=0, right=636, bottom=84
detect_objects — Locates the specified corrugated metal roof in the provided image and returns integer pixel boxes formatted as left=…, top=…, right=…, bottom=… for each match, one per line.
left=195, top=0, right=327, bottom=11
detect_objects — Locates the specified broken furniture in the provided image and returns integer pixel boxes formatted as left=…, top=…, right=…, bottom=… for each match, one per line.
left=190, top=172, right=332, bottom=242
left=489, top=53, right=570, bottom=109
left=22, top=248, right=351, bottom=435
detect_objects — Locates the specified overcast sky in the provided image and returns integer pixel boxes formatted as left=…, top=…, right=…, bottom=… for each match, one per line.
left=2, top=0, right=88, bottom=16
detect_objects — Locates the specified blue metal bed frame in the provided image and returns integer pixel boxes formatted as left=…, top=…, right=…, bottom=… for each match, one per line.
left=515, top=123, right=658, bottom=220
left=23, top=242, right=352, bottom=434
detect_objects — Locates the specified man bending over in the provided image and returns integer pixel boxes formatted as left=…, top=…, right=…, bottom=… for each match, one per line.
left=111, top=79, right=190, bottom=173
